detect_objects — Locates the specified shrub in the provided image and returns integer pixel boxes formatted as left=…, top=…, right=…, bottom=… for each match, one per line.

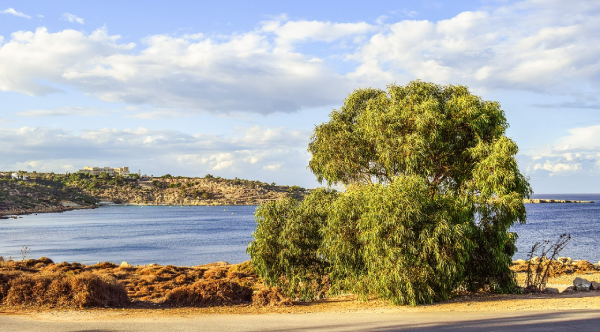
left=163, top=280, right=252, bottom=307
left=0, top=271, right=129, bottom=307
left=324, top=178, right=474, bottom=305
left=248, top=188, right=338, bottom=300
left=252, top=287, right=292, bottom=306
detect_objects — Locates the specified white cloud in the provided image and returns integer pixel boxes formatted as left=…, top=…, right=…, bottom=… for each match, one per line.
left=1, top=8, right=31, bottom=19
left=555, top=125, right=600, bottom=151
left=17, top=106, right=104, bottom=117
left=523, top=125, right=600, bottom=176
left=350, top=1, right=600, bottom=97
left=2, top=1, right=600, bottom=114
left=533, top=161, right=581, bottom=175
left=402, top=9, right=418, bottom=18
left=62, top=13, right=84, bottom=25
left=263, top=163, right=282, bottom=171
left=261, top=18, right=377, bottom=50
left=0, top=27, right=352, bottom=114
left=0, top=27, right=134, bottom=95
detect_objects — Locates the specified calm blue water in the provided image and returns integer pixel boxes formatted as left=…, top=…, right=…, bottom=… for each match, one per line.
left=1, top=194, right=599, bottom=265
left=0, top=206, right=257, bottom=266
left=512, top=194, right=600, bottom=262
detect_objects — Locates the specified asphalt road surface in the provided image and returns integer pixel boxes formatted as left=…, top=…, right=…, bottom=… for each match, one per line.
left=2, top=310, right=600, bottom=332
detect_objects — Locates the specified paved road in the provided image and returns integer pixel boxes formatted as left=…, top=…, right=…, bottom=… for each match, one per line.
left=2, top=310, right=600, bottom=332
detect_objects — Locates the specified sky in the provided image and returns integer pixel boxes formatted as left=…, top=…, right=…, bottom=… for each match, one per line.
left=0, top=0, right=599, bottom=193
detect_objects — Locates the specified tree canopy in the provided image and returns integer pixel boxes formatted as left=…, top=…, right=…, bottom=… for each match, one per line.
left=249, top=81, right=532, bottom=305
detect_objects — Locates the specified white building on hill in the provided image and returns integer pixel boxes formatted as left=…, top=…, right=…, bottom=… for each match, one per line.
left=78, top=166, right=130, bottom=176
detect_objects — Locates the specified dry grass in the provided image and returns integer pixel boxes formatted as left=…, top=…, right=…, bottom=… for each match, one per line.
left=0, top=258, right=291, bottom=308
left=252, top=286, right=293, bottom=306
left=164, top=280, right=253, bottom=307
left=0, top=270, right=129, bottom=308
left=511, top=259, right=598, bottom=278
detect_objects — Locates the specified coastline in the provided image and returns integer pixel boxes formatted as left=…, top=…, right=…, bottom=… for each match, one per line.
left=524, top=198, right=595, bottom=204
left=1, top=201, right=261, bottom=218
left=0, top=204, right=96, bottom=219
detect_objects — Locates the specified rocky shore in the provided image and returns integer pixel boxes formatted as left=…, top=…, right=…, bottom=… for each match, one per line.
left=0, top=203, right=95, bottom=218
left=524, top=199, right=595, bottom=203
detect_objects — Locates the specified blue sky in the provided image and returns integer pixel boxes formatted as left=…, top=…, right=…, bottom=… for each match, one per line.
left=1, top=0, right=599, bottom=193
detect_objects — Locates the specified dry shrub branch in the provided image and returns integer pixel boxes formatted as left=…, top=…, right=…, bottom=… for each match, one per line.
left=524, top=233, right=571, bottom=293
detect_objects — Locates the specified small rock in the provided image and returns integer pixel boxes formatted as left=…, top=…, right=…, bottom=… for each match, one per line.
left=562, top=286, right=576, bottom=293
left=120, top=261, right=132, bottom=268
left=574, top=277, right=592, bottom=291
left=543, top=287, right=559, bottom=294
left=591, top=281, right=600, bottom=290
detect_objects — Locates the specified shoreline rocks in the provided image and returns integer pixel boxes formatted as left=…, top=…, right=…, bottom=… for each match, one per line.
left=523, top=199, right=594, bottom=204
left=0, top=204, right=96, bottom=218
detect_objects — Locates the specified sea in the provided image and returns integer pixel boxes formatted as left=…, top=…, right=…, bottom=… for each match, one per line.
left=511, top=193, right=600, bottom=263
left=0, top=193, right=599, bottom=266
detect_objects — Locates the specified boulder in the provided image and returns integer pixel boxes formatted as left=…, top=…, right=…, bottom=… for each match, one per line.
left=574, top=277, right=592, bottom=291
left=562, top=286, right=576, bottom=293
left=557, top=257, right=572, bottom=265
left=591, top=281, right=600, bottom=290
left=120, top=261, right=133, bottom=268
left=543, top=287, right=559, bottom=294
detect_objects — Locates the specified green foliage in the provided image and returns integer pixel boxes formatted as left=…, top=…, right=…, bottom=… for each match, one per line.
left=250, top=80, right=532, bottom=305
left=248, top=189, right=338, bottom=300
left=323, top=178, right=474, bottom=305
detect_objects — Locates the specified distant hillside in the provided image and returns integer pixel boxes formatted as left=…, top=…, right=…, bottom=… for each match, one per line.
left=0, top=173, right=97, bottom=215
left=0, top=172, right=308, bottom=216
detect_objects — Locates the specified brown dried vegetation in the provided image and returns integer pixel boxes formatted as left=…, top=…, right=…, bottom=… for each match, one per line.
left=252, top=286, right=293, bottom=306
left=511, top=259, right=599, bottom=278
left=0, top=257, right=292, bottom=308
left=164, top=280, right=253, bottom=307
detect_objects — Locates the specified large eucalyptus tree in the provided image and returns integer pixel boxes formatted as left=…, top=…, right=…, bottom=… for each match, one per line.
left=249, top=81, right=531, bottom=305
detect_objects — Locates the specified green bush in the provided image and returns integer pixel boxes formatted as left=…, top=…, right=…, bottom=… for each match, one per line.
left=248, top=189, right=338, bottom=300
left=323, top=178, right=473, bottom=305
